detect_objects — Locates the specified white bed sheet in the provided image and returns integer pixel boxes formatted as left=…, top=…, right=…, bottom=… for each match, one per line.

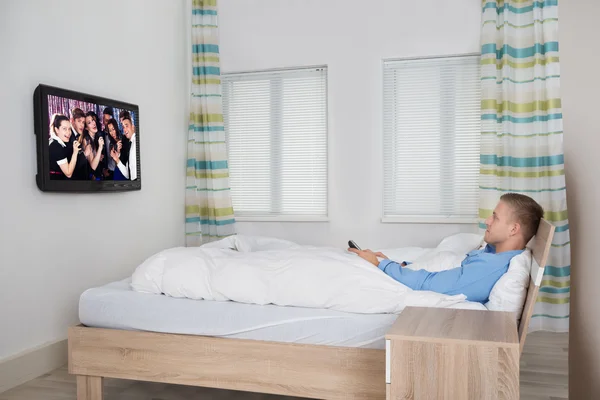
left=79, top=278, right=487, bottom=350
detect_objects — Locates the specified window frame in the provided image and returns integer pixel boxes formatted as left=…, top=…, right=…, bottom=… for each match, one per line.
left=380, top=53, right=481, bottom=225
left=221, top=65, right=331, bottom=223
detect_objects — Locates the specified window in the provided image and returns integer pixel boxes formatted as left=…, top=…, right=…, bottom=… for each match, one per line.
left=382, top=55, right=481, bottom=222
left=222, top=66, right=328, bottom=220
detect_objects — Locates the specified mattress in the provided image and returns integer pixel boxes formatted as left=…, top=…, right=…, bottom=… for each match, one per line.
left=79, top=278, right=400, bottom=349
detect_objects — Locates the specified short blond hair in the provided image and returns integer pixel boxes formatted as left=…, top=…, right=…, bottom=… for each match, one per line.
left=500, top=193, right=545, bottom=244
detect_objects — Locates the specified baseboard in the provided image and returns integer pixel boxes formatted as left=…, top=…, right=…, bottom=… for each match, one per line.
left=0, top=339, right=68, bottom=394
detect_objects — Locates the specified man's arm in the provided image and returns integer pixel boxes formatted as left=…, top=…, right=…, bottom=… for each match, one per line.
left=377, top=259, right=432, bottom=290
left=381, top=255, right=509, bottom=303
left=348, top=249, right=427, bottom=290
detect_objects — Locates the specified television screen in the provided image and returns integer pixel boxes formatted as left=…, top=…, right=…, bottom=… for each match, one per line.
left=34, top=84, right=141, bottom=192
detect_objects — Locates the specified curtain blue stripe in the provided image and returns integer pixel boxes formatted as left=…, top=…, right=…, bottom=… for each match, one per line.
left=555, top=224, right=569, bottom=233
left=545, top=265, right=571, bottom=277
left=480, top=154, right=564, bottom=168
left=482, top=75, right=561, bottom=84
left=481, top=113, right=563, bottom=123
left=187, top=160, right=229, bottom=170
left=482, top=0, right=558, bottom=14
left=193, top=66, right=221, bottom=76
left=192, top=9, right=218, bottom=15
left=189, top=125, right=225, bottom=132
left=186, top=217, right=236, bottom=226
left=192, top=44, right=220, bottom=54
left=481, top=42, right=559, bottom=58
left=532, top=314, right=570, bottom=319
left=539, top=287, right=570, bottom=294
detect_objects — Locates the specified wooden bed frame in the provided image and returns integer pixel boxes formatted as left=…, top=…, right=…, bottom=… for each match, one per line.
left=68, top=219, right=554, bottom=400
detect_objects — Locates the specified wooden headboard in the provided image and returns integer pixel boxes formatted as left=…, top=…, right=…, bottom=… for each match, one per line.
left=517, top=218, right=555, bottom=353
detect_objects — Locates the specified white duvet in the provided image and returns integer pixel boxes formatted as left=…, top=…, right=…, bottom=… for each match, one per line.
left=130, top=233, right=486, bottom=314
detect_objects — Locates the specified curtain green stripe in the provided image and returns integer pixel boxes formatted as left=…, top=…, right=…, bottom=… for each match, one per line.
left=188, top=171, right=230, bottom=179
left=192, top=78, right=221, bottom=85
left=537, top=296, right=570, bottom=305
left=193, top=0, right=217, bottom=6
left=481, top=99, right=562, bottom=113
left=479, top=186, right=566, bottom=193
left=189, top=113, right=224, bottom=123
left=479, top=208, right=567, bottom=222
left=540, top=279, right=570, bottom=288
left=188, top=139, right=226, bottom=144
left=481, top=56, right=560, bottom=69
left=479, top=169, right=564, bottom=178
left=192, top=55, right=220, bottom=63
left=186, top=205, right=235, bottom=217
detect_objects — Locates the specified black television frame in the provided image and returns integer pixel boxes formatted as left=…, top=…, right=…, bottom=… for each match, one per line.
left=33, top=84, right=141, bottom=192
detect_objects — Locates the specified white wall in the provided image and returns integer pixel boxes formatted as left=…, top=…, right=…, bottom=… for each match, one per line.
left=218, top=0, right=482, bottom=249
left=0, top=0, right=187, bottom=361
left=561, top=0, right=600, bottom=398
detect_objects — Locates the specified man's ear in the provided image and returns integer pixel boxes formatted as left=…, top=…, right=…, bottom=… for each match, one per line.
left=510, top=222, right=521, bottom=237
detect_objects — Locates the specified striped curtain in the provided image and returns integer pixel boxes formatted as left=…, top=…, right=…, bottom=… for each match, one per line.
left=480, top=0, right=570, bottom=332
left=185, top=0, right=236, bottom=246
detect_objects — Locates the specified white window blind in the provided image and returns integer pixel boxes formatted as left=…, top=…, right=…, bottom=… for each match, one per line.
left=222, top=66, right=328, bottom=219
left=382, top=55, right=481, bottom=222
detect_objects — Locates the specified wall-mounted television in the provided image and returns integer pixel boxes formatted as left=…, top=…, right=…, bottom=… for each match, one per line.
left=33, top=84, right=141, bottom=192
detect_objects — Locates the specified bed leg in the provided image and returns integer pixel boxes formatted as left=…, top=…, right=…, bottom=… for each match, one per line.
left=76, top=375, right=103, bottom=400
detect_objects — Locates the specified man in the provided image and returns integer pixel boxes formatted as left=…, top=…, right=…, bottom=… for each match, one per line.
left=69, top=107, right=85, bottom=143
left=111, top=112, right=137, bottom=180
left=68, top=107, right=89, bottom=180
left=102, top=107, right=114, bottom=134
left=349, top=193, right=544, bottom=303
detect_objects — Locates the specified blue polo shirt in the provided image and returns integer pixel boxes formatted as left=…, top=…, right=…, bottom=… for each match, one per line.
left=377, top=244, right=523, bottom=303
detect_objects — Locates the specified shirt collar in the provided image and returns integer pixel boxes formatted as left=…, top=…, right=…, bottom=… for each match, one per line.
left=49, top=132, right=66, bottom=148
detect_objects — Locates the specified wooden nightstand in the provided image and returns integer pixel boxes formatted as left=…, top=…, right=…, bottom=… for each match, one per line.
left=385, top=306, right=520, bottom=400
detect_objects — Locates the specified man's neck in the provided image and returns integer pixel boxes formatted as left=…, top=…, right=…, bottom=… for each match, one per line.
left=494, top=241, right=525, bottom=254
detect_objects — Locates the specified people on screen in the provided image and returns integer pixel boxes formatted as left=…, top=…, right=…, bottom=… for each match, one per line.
left=104, top=118, right=125, bottom=180
left=49, top=105, right=137, bottom=181
left=111, top=111, right=137, bottom=180
left=49, top=114, right=80, bottom=180
left=82, top=111, right=105, bottom=180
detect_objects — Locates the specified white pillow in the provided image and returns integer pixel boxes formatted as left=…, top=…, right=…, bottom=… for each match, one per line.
left=485, top=248, right=532, bottom=321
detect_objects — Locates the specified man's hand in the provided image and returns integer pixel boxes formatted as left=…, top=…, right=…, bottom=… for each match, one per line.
left=348, top=248, right=387, bottom=267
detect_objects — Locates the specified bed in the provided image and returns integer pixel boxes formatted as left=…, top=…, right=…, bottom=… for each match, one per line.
left=68, top=219, right=554, bottom=400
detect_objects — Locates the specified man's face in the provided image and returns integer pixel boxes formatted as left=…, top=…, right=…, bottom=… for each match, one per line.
left=122, top=119, right=134, bottom=138
left=484, top=200, right=515, bottom=245
left=103, top=114, right=111, bottom=130
left=71, top=117, right=85, bottom=134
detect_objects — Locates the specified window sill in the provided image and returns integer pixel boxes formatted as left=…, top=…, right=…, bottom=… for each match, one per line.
left=235, top=216, right=330, bottom=223
left=381, top=216, right=479, bottom=224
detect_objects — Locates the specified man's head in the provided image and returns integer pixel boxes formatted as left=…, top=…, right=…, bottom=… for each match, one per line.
left=70, top=108, right=85, bottom=135
left=119, top=110, right=130, bottom=124
left=103, top=107, right=114, bottom=130
left=121, top=115, right=135, bottom=140
left=484, top=193, right=544, bottom=250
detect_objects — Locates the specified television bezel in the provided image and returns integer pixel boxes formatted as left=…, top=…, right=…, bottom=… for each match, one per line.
left=34, top=84, right=141, bottom=192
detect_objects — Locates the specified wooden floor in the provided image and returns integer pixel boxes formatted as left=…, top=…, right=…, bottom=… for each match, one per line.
left=0, top=331, right=568, bottom=400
